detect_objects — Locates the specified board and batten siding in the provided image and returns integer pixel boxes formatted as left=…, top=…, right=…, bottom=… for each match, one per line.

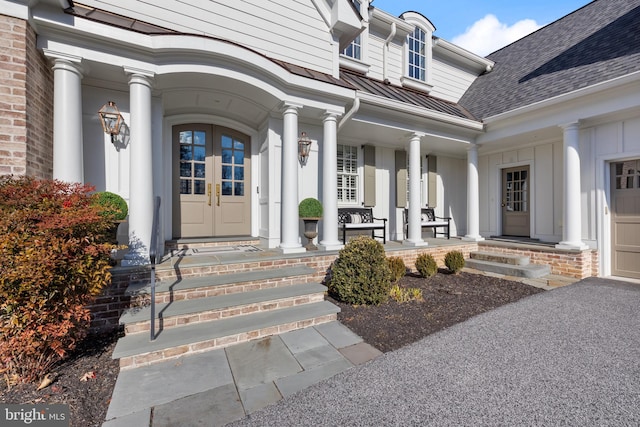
left=79, top=0, right=334, bottom=75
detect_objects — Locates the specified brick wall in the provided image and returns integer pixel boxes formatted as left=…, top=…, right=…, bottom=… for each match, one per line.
left=477, top=243, right=598, bottom=279
left=0, top=14, right=53, bottom=178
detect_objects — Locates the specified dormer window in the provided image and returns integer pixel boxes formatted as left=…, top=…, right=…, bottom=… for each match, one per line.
left=340, top=0, right=370, bottom=74
left=401, top=12, right=434, bottom=93
left=408, top=27, right=426, bottom=81
left=343, top=34, right=362, bottom=60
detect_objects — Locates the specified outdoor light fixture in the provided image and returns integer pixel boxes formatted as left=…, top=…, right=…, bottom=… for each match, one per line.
left=98, top=101, right=124, bottom=145
left=298, top=132, right=312, bottom=166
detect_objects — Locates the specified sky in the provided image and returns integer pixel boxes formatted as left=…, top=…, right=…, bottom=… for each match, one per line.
left=371, top=0, right=593, bottom=56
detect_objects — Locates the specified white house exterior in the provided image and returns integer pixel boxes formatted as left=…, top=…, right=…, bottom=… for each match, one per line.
left=1, top=0, right=639, bottom=279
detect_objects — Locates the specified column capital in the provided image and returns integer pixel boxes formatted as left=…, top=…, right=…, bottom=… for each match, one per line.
left=125, top=68, right=155, bottom=87
left=559, top=121, right=581, bottom=131
left=49, top=57, right=84, bottom=77
left=281, top=102, right=303, bottom=114
left=467, top=143, right=479, bottom=152
left=323, top=110, right=341, bottom=121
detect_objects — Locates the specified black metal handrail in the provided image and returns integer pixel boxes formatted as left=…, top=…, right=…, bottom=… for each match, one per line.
left=149, top=196, right=161, bottom=341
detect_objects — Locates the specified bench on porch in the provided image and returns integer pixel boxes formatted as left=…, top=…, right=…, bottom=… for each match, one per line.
left=338, top=207, right=387, bottom=244
left=404, top=207, right=451, bottom=239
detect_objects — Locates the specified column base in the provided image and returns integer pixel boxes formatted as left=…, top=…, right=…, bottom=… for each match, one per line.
left=121, top=250, right=150, bottom=266
left=402, top=239, right=428, bottom=247
left=318, top=240, right=344, bottom=252
left=555, top=241, right=589, bottom=250
left=278, top=244, right=306, bottom=254
left=462, top=235, right=485, bottom=242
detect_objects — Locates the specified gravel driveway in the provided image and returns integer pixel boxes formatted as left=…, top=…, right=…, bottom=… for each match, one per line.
left=231, top=278, right=640, bottom=426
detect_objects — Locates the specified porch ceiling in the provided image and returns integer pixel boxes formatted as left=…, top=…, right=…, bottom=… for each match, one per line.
left=157, top=73, right=278, bottom=126
left=339, top=117, right=473, bottom=158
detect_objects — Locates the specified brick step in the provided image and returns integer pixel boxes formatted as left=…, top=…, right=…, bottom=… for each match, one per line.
left=113, top=301, right=340, bottom=369
left=127, top=265, right=317, bottom=306
left=121, top=283, right=328, bottom=334
left=470, top=251, right=530, bottom=266
left=465, top=258, right=550, bottom=278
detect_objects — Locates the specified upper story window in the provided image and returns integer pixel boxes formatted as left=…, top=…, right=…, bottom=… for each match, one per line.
left=343, top=0, right=362, bottom=60
left=408, top=27, right=426, bottom=81
left=401, top=12, right=434, bottom=92
left=343, top=34, right=362, bottom=60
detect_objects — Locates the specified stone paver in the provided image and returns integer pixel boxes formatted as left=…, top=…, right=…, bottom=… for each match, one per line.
left=106, top=349, right=233, bottom=420
left=153, top=384, right=245, bottom=427
left=274, top=357, right=354, bottom=398
left=314, top=320, right=363, bottom=348
left=102, top=409, right=150, bottom=427
left=339, top=342, right=383, bottom=365
left=238, top=382, right=282, bottom=414
left=225, top=335, right=302, bottom=390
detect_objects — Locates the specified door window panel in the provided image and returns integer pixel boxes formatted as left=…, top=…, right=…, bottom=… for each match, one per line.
left=221, top=134, right=245, bottom=196
left=614, top=160, right=640, bottom=189
left=505, top=169, right=528, bottom=212
left=179, top=130, right=206, bottom=194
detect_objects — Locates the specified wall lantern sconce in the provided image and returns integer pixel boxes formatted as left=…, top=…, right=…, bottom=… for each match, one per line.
left=98, top=101, right=124, bottom=145
left=298, top=132, right=312, bottom=166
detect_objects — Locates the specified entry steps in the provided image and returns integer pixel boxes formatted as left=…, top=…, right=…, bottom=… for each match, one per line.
left=113, top=259, right=339, bottom=369
left=466, top=251, right=551, bottom=278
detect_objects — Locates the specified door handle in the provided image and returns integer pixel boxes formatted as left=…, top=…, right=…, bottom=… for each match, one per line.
left=216, top=184, right=221, bottom=206
left=207, top=183, right=212, bottom=206
left=501, top=202, right=506, bottom=207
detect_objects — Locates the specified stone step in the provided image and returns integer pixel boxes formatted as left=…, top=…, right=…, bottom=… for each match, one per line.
left=121, top=283, right=328, bottom=334
left=466, top=258, right=550, bottom=278
left=164, top=238, right=261, bottom=252
left=127, top=265, right=317, bottom=305
left=113, top=301, right=340, bottom=369
left=470, top=251, right=530, bottom=266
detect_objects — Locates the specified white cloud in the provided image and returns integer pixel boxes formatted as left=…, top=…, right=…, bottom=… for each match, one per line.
left=452, top=14, right=542, bottom=57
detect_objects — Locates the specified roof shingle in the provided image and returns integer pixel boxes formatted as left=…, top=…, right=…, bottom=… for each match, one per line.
left=460, top=0, right=640, bottom=119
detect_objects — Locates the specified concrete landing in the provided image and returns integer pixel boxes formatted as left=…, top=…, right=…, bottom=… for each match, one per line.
left=103, top=321, right=382, bottom=427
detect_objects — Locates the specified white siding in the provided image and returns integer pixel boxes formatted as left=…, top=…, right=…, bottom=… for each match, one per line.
left=430, top=57, right=478, bottom=103
left=479, top=143, right=564, bottom=242
left=80, top=0, right=334, bottom=74
left=437, top=156, right=467, bottom=237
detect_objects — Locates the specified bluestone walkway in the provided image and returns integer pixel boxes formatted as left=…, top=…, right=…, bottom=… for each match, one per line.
left=230, top=278, right=640, bottom=426
left=102, top=321, right=382, bottom=426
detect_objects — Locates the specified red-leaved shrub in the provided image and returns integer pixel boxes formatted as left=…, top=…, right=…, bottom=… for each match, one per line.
left=0, top=176, right=115, bottom=382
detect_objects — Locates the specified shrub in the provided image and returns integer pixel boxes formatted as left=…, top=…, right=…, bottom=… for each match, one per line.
left=93, top=191, right=128, bottom=221
left=0, top=177, right=114, bottom=382
left=387, top=256, right=406, bottom=283
left=415, top=253, right=438, bottom=277
left=298, top=198, right=323, bottom=218
left=328, top=236, right=392, bottom=305
left=390, top=285, right=423, bottom=303
left=445, top=250, right=466, bottom=274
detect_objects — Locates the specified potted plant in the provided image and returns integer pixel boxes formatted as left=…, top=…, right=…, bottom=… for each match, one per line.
left=299, top=197, right=323, bottom=251
left=93, top=191, right=128, bottom=243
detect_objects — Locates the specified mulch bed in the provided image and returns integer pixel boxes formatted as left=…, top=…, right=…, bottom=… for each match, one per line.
left=0, top=270, right=543, bottom=426
left=0, top=331, right=120, bottom=427
left=331, top=269, right=545, bottom=353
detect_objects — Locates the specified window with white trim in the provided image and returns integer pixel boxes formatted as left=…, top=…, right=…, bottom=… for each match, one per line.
left=342, top=0, right=362, bottom=60
left=408, top=27, right=426, bottom=81
left=337, top=144, right=358, bottom=203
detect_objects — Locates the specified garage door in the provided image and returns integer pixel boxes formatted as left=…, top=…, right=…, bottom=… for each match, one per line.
left=611, top=159, right=640, bottom=279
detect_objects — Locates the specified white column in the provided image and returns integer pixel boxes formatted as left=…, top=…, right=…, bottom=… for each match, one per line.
left=122, top=71, right=155, bottom=266
left=319, top=111, right=342, bottom=251
left=279, top=103, right=305, bottom=253
left=51, top=58, right=84, bottom=183
left=404, top=133, right=427, bottom=246
left=556, top=122, right=588, bottom=250
left=463, top=144, right=484, bottom=241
